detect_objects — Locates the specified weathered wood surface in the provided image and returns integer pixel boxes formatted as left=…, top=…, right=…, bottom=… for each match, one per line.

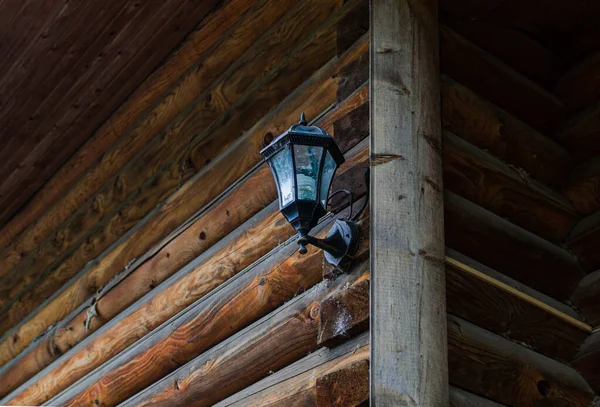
left=49, top=217, right=369, bottom=407
left=441, top=77, right=571, bottom=185
left=562, top=157, right=600, bottom=216
left=572, top=270, right=600, bottom=327
left=0, top=0, right=346, bottom=324
left=0, top=0, right=221, bottom=228
left=1, top=141, right=368, bottom=405
left=559, top=103, right=600, bottom=163
left=0, top=0, right=259, bottom=255
left=315, top=359, right=370, bottom=406
left=0, top=8, right=368, bottom=358
left=566, top=212, right=600, bottom=273
left=573, top=331, right=600, bottom=393
left=443, top=131, right=577, bottom=242
left=445, top=255, right=591, bottom=362
left=118, top=264, right=370, bottom=407
left=441, top=20, right=564, bottom=90
left=0, top=78, right=368, bottom=396
left=370, top=0, right=448, bottom=405
left=440, top=25, right=567, bottom=134
left=215, top=333, right=369, bottom=407
left=555, top=52, right=600, bottom=112
left=444, top=191, right=582, bottom=300
left=448, top=315, right=595, bottom=406
left=449, top=387, right=505, bottom=407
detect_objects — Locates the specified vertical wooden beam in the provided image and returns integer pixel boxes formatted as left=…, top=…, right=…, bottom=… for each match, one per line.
left=370, top=0, right=448, bottom=405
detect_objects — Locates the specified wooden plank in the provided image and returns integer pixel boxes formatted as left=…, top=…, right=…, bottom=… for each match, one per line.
left=0, top=0, right=257, bottom=254
left=48, top=224, right=368, bottom=407
left=443, top=131, right=577, bottom=242
left=118, top=264, right=370, bottom=407
left=566, top=212, right=600, bottom=273
left=572, top=270, right=600, bottom=328
left=445, top=254, right=591, bottom=362
left=573, top=331, right=600, bottom=393
left=0, top=111, right=368, bottom=399
left=450, top=387, right=505, bottom=407
left=0, top=0, right=339, bottom=314
left=444, top=191, right=583, bottom=300
left=562, top=157, right=600, bottom=216
left=555, top=52, right=600, bottom=112
left=441, top=76, right=572, bottom=185
left=215, top=333, right=369, bottom=407
left=440, top=24, right=567, bottom=134
left=315, top=359, right=370, bottom=406
left=0, top=0, right=364, bottom=344
left=448, top=315, right=595, bottom=407
left=559, top=102, right=600, bottom=163
left=370, top=0, right=448, bottom=405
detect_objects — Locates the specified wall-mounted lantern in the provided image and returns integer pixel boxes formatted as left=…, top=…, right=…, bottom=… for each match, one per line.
left=261, top=113, right=361, bottom=266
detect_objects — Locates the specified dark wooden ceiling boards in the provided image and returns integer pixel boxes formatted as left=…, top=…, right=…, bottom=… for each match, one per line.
left=0, top=0, right=219, bottom=229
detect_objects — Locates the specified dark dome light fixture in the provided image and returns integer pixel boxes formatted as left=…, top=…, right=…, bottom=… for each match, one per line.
left=260, top=113, right=361, bottom=266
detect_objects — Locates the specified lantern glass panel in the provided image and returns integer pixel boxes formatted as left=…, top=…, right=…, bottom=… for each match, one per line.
left=293, top=145, right=323, bottom=201
left=271, top=147, right=295, bottom=206
left=319, top=150, right=336, bottom=206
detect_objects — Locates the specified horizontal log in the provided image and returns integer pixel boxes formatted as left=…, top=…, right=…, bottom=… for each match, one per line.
left=441, top=76, right=571, bottom=185
left=566, top=212, right=600, bottom=272
left=562, top=157, right=600, bottom=216
left=448, top=315, right=595, bottom=406
left=0, top=20, right=369, bottom=362
left=559, top=102, right=600, bottom=163
left=446, top=253, right=591, bottom=362
left=450, top=387, right=505, bottom=407
left=0, top=0, right=346, bottom=323
left=441, top=20, right=564, bottom=89
left=444, top=191, right=582, bottom=300
left=1, top=141, right=368, bottom=405
left=315, top=359, right=369, bottom=406
left=440, top=25, right=567, bottom=134
left=119, top=264, right=370, bottom=407
left=51, top=215, right=368, bottom=407
left=443, top=131, right=577, bottom=242
left=0, top=0, right=261, bottom=276
left=215, top=332, right=369, bottom=407
left=571, top=270, right=600, bottom=327
left=555, top=52, right=600, bottom=112
left=573, top=331, right=600, bottom=393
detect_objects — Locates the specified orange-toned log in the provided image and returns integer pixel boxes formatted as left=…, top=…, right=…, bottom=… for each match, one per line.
left=0, top=23, right=368, bottom=365
left=0, top=142, right=368, bottom=405
left=118, top=266, right=370, bottom=407
left=49, top=217, right=369, bottom=407
left=0, top=0, right=342, bottom=320
left=0, top=79, right=368, bottom=397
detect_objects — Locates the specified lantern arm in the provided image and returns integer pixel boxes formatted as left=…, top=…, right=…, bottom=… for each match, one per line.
left=297, top=219, right=359, bottom=266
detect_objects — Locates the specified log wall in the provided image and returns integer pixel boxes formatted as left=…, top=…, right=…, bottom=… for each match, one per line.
left=0, top=0, right=598, bottom=405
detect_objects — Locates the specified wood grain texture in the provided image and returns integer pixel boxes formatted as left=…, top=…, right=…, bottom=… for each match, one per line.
left=0, top=97, right=369, bottom=398
left=571, top=270, right=600, bottom=327
left=559, top=102, right=600, bottom=163
left=119, top=264, right=370, bottom=407
left=448, top=315, right=595, bottom=407
left=573, top=331, right=600, bottom=393
left=315, top=359, right=370, bottom=406
left=0, top=0, right=363, bottom=349
left=215, top=333, right=369, bottom=407
left=440, top=24, right=567, bottom=134
left=446, top=256, right=590, bottom=362
left=443, top=131, right=577, bottom=242
left=441, top=76, right=572, bottom=186
left=370, top=0, right=448, bottom=405
left=0, top=0, right=259, bottom=255
left=0, top=0, right=338, bottom=319
left=555, top=52, right=600, bottom=112
left=563, top=157, right=600, bottom=216
left=444, top=191, right=583, bottom=300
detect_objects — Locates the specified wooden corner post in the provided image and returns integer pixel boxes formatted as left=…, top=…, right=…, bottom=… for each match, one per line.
left=370, top=0, right=448, bottom=405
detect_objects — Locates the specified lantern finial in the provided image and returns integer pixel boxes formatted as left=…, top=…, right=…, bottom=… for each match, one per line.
left=299, top=112, right=307, bottom=126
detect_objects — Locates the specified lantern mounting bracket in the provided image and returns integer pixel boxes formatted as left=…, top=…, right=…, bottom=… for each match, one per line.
left=297, top=219, right=359, bottom=266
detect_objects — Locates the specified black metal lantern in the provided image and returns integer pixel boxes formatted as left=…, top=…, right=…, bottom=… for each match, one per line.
left=261, top=113, right=360, bottom=265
